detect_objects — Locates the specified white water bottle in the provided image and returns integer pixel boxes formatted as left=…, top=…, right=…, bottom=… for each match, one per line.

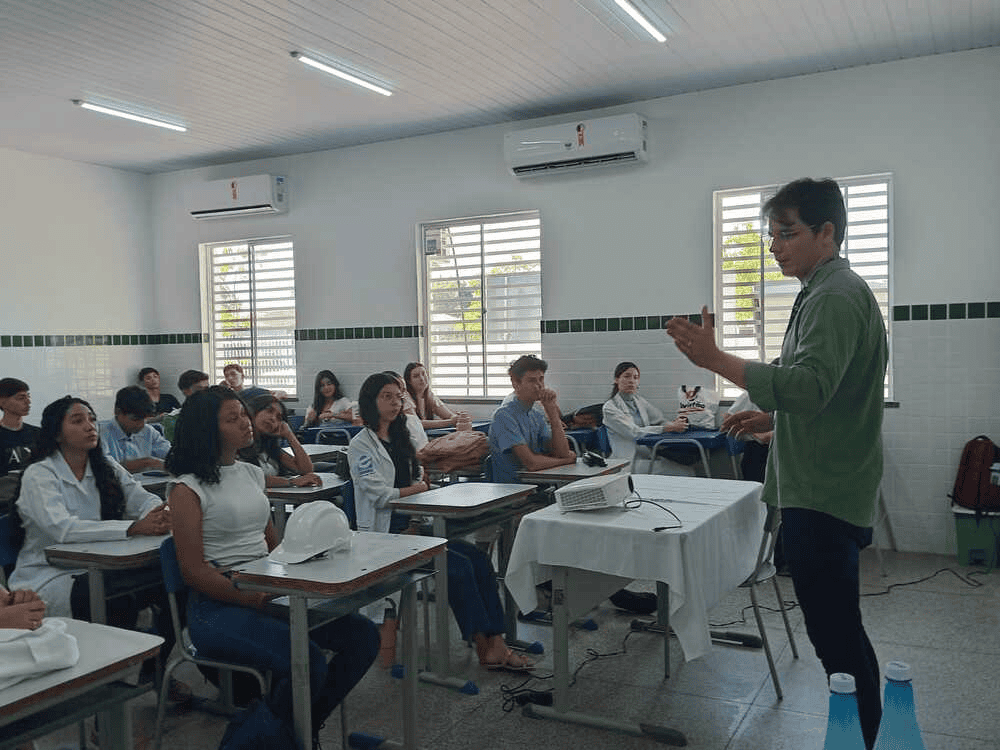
left=873, top=661, right=927, bottom=750
left=823, top=673, right=866, bottom=750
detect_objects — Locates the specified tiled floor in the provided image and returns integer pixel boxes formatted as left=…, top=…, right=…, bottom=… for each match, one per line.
left=30, top=549, right=1000, bottom=749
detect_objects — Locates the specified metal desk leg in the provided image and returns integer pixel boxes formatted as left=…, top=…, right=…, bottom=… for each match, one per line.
left=415, top=541, right=471, bottom=692
left=522, top=566, right=686, bottom=746
left=289, top=596, right=312, bottom=750
left=498, top=516, right=537, bottom=653
left=657, top=581, right=670, bottom=680
left=88, top=567, right=107, bottom=624
left=400, top=581, right=418, bottom=750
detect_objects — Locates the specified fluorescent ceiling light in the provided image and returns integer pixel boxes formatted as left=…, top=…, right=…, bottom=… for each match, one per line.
left=614, top=0, right=667, bottom=42
left=72, top=99, right=187, bottom=132
left=291, top=52, right=392, bottom=97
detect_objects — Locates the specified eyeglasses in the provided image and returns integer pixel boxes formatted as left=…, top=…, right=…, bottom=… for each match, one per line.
left=767, top=223, right=820, bottom=244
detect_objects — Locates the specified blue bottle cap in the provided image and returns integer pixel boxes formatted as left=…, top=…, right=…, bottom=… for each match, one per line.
left=830, top=673, right=856, bottom=693
left=885, top=660, right=912, bottom=682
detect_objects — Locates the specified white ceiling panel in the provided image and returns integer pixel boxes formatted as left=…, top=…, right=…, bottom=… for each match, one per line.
left=0, top=0, right=996, bottom=173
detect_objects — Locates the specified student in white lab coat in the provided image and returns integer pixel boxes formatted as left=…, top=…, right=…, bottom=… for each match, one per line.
left=602, top=361, right=692, bottom=473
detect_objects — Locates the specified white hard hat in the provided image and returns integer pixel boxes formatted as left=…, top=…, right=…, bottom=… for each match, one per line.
left=269, top=501, right=353, bottom=564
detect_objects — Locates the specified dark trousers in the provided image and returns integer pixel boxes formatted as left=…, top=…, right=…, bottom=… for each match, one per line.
left=188, top=595, right=379, bottom=733
left=781, top=507, right=881, bottom=749
left=446, top=539, right=506, bottom=641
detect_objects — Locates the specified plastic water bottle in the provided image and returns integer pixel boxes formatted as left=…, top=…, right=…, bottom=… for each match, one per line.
left=823, top=673, right=866, bottom=750
left=873, top=661, right=927, bottom=750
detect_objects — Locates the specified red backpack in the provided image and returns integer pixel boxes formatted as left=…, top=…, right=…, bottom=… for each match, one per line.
left=949, top=435, right=1000, bottom=515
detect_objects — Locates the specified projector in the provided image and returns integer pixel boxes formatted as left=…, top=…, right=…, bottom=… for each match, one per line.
left=555, top=473, right=634, bottom=512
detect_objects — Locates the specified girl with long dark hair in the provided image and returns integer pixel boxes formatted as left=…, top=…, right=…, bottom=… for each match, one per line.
left=303, top=370, right=353, bottom=427
left=402, top=362, right=466, bottom=429
left=167, top=387, right=378, bottom=741
left=240, top=394, right=321, bottom=488
left=602, top=361, right=688, bottom=467
left=347, top=372, right=532, bottom=671
left=9, top=395, right=180, bottom=690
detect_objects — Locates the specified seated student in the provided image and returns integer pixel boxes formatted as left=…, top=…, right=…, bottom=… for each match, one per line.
left=100, top=386, right=173, bottom=473
left=239, top=394, right=322, bottom=488
left=138, top=367, right=181, bottom=421
left=177, top=369, right=211, bottom=400
left=403, top=362, right=468, bottom=430
left=221, top=363, right=286, bottom=402
left=348, top=372, right=532, bottom=671
left=602, top=362, right=689, bottom=468
left=162, top=369, right=211, bottom=442
left=7, top=396, right=185, bottom=696
left=0, top=584, right=46, bottom=630
left=0, top=378, right=41, bottom=514
left=168, top=387, right=378, bottom=741
left=385, top=371, right=428, bottom=452
left=303, top=370, right=353, bottom=427
left=488, top=355, right=576, bottom=484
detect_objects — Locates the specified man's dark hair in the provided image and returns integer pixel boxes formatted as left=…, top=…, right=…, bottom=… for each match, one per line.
left=137, top=367, right=159, bottom=382
left=763, top=178, right=847, bottom=247
left=0, top=378, right=29, bottom=399
left=178, top=369, right=209, bottom=393
left=114, top=385, right=155, bottom=417
left=508, top=355, right=548, bottom=379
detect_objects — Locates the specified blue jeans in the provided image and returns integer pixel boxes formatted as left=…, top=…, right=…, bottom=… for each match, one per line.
left=188, top=594, right=378, bottom=730
left=781, top=507, right=881, bottom=749
left=446, top=539, right=505, bottom=641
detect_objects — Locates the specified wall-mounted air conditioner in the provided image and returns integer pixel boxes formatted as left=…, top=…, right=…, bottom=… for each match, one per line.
left=503, top=113, right=648, bottom=177
left=186, top=174, right=287, bottom=219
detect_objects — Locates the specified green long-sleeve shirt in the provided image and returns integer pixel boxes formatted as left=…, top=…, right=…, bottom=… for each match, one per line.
left=744, top=257, right=887, bottom=528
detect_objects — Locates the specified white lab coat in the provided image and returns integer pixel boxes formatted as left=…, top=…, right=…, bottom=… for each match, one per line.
left=9, top=453, right=162, bottom=617
left=602, top=393, right=667, bottom=463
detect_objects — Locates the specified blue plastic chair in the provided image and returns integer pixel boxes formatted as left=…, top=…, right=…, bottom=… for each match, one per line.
left=341, top=480, right=357, bottom=530
left=153, top=537, right=269, bottom=750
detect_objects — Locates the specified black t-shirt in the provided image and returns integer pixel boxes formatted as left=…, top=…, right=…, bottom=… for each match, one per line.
left=0, top=423, right=41, bottom=475
left=152, top=393, right=181, bottom=415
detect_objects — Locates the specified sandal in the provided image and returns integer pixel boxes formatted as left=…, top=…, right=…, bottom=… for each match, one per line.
left=482, top=649, right=535, bottom=673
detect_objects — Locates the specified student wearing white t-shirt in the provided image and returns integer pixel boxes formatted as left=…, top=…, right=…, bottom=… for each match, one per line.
left=168, top=387, right=378, bottom=742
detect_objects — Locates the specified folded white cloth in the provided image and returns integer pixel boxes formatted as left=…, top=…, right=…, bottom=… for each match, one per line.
left=0, top=617, right=80, bottom=690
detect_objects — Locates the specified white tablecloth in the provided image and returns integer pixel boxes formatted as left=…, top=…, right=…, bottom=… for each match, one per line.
left=505, top=474, right=764, bottom=661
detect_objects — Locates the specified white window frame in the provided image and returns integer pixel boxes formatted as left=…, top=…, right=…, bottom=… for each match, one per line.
left=416, top=210, right=542, bottom=400
left=200, top=235, right=298, bottom=397
left=713, top=174, right=893, bottom=399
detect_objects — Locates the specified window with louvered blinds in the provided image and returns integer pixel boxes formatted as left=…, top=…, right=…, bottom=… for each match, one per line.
left=714, top=174, right=892, bottom=399
left=203, top=237, right=297, bottom=397
left=418, top=211, right=542, bottom=399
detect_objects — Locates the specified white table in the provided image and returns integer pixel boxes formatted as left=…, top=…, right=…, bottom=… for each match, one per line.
left=390, top=482, right=540, bottom=687
left=265, top=472, right=349, bottom=537
left=233, top=533, right=446, bottom=750
left=517, top=457, right=630, bottom=488
left=505, top=475, right=764, bottom=743
left=45, top=535, right=168, bottom=624
left=0, top=619, right=162, bottom=750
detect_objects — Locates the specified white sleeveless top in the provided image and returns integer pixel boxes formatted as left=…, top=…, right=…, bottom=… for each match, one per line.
left=174, top=461, right=270, bottom=569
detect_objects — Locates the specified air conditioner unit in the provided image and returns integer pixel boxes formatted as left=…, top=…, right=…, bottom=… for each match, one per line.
left=503, top=113, right=648, bottom=177
left=555, top=472, right=635, bottom=512
left=186, top=174, right=287, bottom=219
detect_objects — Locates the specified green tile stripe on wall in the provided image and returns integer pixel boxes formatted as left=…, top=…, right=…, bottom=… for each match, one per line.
left=294, top=325, right=421, bottom=341
left=541, top=302, right=1000, bottom=334
left=0, top=333, right=208, bottom=347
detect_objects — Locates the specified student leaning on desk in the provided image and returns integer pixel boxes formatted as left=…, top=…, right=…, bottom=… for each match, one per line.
left=6, top=396, right=181, bottom=692
left=167, top=386, right=377, bottom=742
left=239, top=394, right=322, bottom=488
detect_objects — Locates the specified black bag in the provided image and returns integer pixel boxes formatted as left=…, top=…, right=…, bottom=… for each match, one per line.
left=949, top=435, right=1000, bottom=516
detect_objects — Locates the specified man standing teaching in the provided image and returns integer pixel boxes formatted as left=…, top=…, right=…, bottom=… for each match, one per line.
left=666, top=178, right=887, bottom=749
